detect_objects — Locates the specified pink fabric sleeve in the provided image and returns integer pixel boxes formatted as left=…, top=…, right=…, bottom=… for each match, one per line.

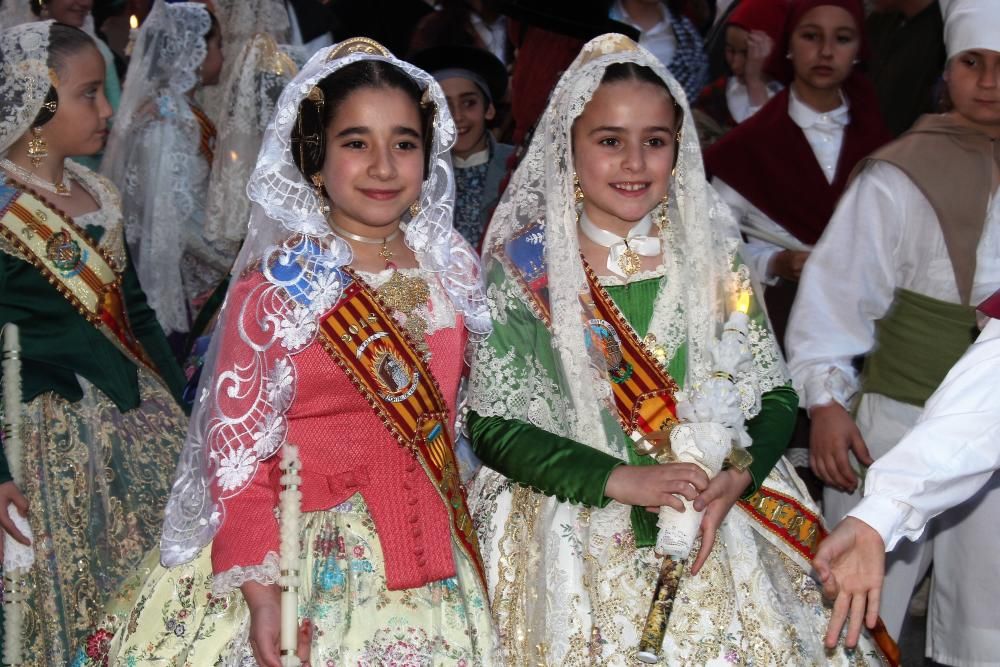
left=202, top=272, right=283, bottom=581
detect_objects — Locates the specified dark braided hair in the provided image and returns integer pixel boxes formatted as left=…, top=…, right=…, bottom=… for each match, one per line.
left=290, top=59, right=436, bottom=183
left=31, top=23, right=99, bottom=128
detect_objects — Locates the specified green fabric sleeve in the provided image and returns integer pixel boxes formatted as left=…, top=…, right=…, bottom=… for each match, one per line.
left=743, top=384, right=799, bottom=497
left=468, top=410, right=624, bottom=507
left=184, top=272, right=230, bottom=359
left=120, top=248, right=188, bottom=408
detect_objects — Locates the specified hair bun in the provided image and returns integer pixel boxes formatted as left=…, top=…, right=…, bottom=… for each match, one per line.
left=290, top=87, right=326, bottom=177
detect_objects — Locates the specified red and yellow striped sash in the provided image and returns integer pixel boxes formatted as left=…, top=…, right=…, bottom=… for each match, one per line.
left=189, top=103, right=217, bottom=165
left=581, top=262, right=680, bottom=435
left=0, top=182, right=162, bottom=380
left=315, top=269, right=486, bottom=587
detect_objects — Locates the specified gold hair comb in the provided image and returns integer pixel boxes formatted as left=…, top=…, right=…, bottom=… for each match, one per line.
left=327, top=36, right=391, bottom=61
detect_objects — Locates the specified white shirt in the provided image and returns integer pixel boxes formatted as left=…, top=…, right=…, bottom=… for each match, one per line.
left=787, top=88, right=849, bottom=184
left=725, top=77, right=781, bottom=125
left=470, top=12, right=508, bottom=66
left=848, top=316, right=1000, bottom=550
left=786, top=161, right=1000, bottom=410
left=713, top=90, right=849, bottom=285
left=610, top=0, right=677, bottom=67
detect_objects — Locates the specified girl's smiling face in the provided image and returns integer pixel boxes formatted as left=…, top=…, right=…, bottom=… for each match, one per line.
left=572, top=79, right=677, bottom=235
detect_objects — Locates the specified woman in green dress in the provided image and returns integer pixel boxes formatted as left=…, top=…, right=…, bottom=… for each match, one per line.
left=0, top=20, right=188, bottom=665
left=465, top=33, right=891, bottom=665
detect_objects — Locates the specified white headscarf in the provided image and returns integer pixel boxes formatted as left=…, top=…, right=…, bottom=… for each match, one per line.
left=203, top=32, right=299, bottom=263
left=100, top=0, right=215, bottom=335
left=0, top=20, right=53, bottom=156
left=160, top=36, right=490, bottom=567
left=196, top=0, right=291, bottom=123
left=941, top=0, right=1000, bottom=58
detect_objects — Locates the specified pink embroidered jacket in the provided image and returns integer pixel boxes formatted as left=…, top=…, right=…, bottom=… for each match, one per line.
left=210, top=273, right=466, bottom=590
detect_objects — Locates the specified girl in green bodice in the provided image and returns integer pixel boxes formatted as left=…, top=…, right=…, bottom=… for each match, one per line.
left=465, top=33, right=889, bottom=665
left=0, top=20, right=187, bottom=665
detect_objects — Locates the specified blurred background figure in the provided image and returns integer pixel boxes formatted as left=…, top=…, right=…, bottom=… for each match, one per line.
left=412, top=44, right=512, bottom=249
left=101, top=0, right=225, bottom=346
left=609, top=0, right=709, bottom=100
left=498, top=0, right=638, bottom=147
left=196, top=0, right=290, bottom=125
left=409, top=0, right=510, bottom=65
left=183, top=32, right=300, bottom=408
left=867, top=0, right=945, bottom=136
left=693, top=0, right=788, bottom=147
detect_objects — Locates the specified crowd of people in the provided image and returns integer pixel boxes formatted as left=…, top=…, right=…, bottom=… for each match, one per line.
left=0, top=0, right=997, bottom=665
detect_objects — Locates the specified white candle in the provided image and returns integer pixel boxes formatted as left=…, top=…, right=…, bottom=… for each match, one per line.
left=2, top=324, right=26, bottom=666
left=278, top=444, right=302, bottom=667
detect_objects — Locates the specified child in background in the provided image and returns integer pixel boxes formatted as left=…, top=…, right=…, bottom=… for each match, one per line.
left=693, top=0, right=788, bottom=147
left=412, top=45, right=512, bottom=249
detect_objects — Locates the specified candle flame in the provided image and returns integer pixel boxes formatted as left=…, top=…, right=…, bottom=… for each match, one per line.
left=129, top=14, right=138, bottom=29
left=229, top=150, right=239, bottom=162
left=736, top=290, right=751, bottom=314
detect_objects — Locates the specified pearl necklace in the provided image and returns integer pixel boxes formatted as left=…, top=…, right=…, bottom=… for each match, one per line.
left=0, top=158, right=72, bottom=197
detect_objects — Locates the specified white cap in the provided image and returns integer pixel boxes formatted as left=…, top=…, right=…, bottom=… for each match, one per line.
left=941, top=0, right=1000, bottom=59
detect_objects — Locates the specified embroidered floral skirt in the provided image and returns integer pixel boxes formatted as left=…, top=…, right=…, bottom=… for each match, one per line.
left=78, top=493, right=498, bottom=665
left=2, top=371, right=186, bottom=666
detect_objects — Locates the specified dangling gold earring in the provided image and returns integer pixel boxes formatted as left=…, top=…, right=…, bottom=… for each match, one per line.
left=27, top=127, right=48, bottom=167
left=656, top=192, right=670, bottom=230
left=409, top=200, right=421, bottom=218
left=311, top=173, right=330, bottom=215
left=573, top=173, right=585, bottom=204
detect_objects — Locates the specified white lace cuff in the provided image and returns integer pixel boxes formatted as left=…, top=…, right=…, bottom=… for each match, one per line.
left=211, top=550, right=280, bottom=595
left=802, top=366, right=857, bottom=411
left=2, top=509, right=34, bottom=573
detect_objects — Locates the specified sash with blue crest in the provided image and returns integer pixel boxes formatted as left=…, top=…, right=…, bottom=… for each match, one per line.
left=497, top=223, right=839, bottom=573
left=0, top=180, right=162, bottom=380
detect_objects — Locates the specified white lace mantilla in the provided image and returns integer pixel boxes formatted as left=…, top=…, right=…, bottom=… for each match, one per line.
left=160, top=39, right=490, bottom=568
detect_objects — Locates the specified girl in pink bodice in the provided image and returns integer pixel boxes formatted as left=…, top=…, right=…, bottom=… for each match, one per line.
left=79, top=37, right=498, bottom=667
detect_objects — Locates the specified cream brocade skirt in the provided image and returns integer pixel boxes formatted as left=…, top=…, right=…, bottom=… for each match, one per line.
left=81, top=493, right=498, bottom=666
left=4, top=370, right=186, bottom=666
left=470, top=458, right=890, bottom=666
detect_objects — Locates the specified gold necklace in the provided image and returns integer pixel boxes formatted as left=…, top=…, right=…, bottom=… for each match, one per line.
left=0, top=158, right=72, bottom=197
left=327, top=220, right=402, bottom=268
left=330, top=219, right=432, bottom=355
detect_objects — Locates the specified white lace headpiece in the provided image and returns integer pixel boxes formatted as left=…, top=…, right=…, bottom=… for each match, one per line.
left=160, top=36, right=489, bottom=566
left=204, top=32, right=299, bottom=262
left=0, top=20, right=54, bottom=156
left=196, top=0, right=291, bottom=122
left=480, top=34, right=765, bottom=457
left=101, top=1, right=211, bottom=191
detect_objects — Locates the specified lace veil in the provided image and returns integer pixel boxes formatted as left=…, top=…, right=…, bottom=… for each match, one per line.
left=197, top=0, right=291, bottom=123
left=466, top=35, right=788, bottom=659
left=203, top=33, right=299, bottom=264
left=476, top=34, right=784, bottom=459
left=100, top=1, right=213, bottom=334
left=160, top=37, right=490, bottom=567
left=0, top=20, right=52, bottom=156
